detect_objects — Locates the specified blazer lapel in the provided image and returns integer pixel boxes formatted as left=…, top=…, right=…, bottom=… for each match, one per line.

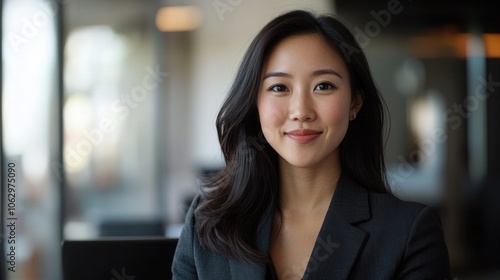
left=228, top=176, right=371, bottom=280
left=303, top=176, right=371, bottom=280
left=228, top=206, right=274, bottom=280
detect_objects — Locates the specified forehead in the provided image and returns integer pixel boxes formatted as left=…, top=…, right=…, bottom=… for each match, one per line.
left=263, top=33, right=349, bottom=78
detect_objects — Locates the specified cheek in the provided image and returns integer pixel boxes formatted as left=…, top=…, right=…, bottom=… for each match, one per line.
left=320, top=100, right=351, bottom=125
left=257, top=98, right=286, bottom=141
left=258, top=99, right=285, bottom=127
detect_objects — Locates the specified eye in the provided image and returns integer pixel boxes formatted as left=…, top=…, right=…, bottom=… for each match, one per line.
left=269, top=84, right=288, bottom=92
left=314, top=82, right=335, bottom=91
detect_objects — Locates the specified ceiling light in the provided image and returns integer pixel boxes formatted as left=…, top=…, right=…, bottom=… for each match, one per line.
left=155, top=6, right=201, bottom=32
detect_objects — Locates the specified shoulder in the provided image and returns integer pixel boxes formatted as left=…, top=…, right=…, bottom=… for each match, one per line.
left=184, top=194, right=202, bottom=224
left=355, top=187, right=452, bottom=277
left=173, top=194, right=233, bottom=279
left=176, top=193, right=205, bottom=251
left=364, top=188, right=445, bottom=235
left=338, top=176, right=434, bottom=225
left=368, top=190, right=428, bottom=218
left=333, top=176, right=445, bottom=244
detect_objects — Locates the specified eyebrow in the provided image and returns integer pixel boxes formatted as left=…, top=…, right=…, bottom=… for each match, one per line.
left=312, top=69, right=343, bottom=80
left=262, top=69, right=343, bottom=80
left=262, top=71, right=291, bottom=80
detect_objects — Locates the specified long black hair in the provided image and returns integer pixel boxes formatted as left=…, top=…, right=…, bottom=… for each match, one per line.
left=195, top=9, right=388, bottom=264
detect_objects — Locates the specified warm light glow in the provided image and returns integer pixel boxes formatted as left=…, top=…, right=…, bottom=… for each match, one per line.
left=484, top=33, right=500, bottom=58
left=409, top=30, right=500, bottom=58
left=409, top=33, right=468, bottom=58
left=155, top=6, right=201, bottom=32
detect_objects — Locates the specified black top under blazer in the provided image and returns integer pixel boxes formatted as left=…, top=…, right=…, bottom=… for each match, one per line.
left=172, top=175, right=453, bottom=279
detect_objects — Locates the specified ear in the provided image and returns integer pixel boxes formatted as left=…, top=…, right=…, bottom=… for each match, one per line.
left=350, top=91, right=364, bottom=117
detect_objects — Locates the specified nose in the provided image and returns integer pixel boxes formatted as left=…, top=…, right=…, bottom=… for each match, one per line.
left=289, top=89, right=316, bottom=122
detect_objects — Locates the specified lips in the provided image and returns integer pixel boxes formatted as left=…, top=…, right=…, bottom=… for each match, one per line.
left=286, top=129, right=322, bottom=144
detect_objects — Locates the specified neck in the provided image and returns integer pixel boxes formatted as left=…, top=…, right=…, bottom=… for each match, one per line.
left=278, top=154, right=341, bottom=213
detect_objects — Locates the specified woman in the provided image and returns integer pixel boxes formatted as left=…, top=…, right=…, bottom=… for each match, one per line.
left=173, top=10, right=452, bottom=279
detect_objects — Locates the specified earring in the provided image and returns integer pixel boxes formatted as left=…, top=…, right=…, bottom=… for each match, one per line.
left=351, top=114, right=357, bottom=121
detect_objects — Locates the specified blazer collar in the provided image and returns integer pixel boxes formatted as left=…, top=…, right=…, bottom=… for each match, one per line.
left=229, top=174, right=372, bottom=280
left=330, top=174, right=371, bottom=224
left=303, top=175, right=371, bottom=279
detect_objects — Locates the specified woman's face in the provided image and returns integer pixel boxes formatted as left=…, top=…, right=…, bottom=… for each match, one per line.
left=257, top=33, right=362, bottom=169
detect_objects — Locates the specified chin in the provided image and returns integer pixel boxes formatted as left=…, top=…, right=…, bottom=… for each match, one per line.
left=280, top=156, right=320, bottom=169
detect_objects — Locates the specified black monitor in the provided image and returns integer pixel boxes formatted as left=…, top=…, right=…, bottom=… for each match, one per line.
left=62, top=237, right=178, bottom=280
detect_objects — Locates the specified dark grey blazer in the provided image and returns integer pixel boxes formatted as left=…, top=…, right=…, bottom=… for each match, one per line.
left=172, top=176, right=452, bottom=279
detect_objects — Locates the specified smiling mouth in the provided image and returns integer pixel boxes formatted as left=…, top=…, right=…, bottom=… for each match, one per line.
left=285, top=129, right=322, bottom=144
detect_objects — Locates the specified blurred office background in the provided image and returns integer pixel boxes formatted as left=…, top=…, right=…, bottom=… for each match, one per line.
left=1, top=0, right=499, bottom=279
